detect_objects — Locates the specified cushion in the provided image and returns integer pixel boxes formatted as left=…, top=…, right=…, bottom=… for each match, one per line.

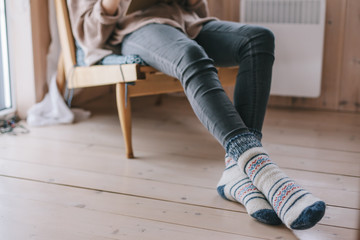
left=75, top=42, right=146, bottom=66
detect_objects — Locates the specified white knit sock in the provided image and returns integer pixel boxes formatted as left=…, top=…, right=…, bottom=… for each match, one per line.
left=237, top=147, right=326, bottom=230
left=217, top=155, right=281, bottom=225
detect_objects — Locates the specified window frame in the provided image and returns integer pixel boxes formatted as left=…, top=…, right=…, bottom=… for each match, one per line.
left=0, top=0, right=15, bottom=117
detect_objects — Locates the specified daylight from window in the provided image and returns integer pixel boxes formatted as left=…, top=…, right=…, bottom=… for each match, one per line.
left=0, top=0, right=12, bottom=113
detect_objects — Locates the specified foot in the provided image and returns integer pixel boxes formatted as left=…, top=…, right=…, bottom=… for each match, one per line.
left=217, top=155, right=282, bottom=225
left=237, top=147, right=326, bottom=230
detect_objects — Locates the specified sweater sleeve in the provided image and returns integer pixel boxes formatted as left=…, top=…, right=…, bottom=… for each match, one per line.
left=67, top=0, right=122, bottom=49
left=184, top=0, right=209, bottom=18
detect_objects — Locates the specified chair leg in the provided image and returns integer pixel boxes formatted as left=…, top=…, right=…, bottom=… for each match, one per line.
left=56, top=52, right=66, bottom=95
left=116, top=83, right=134, bottom=159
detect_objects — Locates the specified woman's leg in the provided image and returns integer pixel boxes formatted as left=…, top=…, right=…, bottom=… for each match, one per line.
left=195, top=21, right=275, bottom=141
left=193, top=21, right=282, bottom=225
left=196, top=21, right=325, bottom=230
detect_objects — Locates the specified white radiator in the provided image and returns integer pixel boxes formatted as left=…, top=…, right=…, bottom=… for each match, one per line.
left=240, top=0, right=326, bottom=97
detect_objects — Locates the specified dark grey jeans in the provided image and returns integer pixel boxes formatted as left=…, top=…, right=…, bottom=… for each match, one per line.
left=121, top=20, right=275, bottom=148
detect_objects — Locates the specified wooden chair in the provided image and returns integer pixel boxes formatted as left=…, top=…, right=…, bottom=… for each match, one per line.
left=55, top=0, right=238, bottom=158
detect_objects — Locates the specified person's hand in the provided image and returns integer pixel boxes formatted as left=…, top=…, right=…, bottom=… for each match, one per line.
left=101, top=0, right=121, bottom=16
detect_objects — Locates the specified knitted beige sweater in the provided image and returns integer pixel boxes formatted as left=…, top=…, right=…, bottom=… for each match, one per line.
left=67, top=0, right=216, bottom=65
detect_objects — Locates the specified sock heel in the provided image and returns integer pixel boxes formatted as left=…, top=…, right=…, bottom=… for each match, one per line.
left=217, top=185, right=229, bottom=200
left=251, top=209, right=282, bottom=225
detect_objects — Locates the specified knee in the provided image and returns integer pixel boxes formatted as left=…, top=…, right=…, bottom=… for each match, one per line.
left=257, top=27, right=275, bottom=53
left=179, top=43, right=208, bottom=63
left=176, top=43, right=216, bottom=82
left=243, top=26, right=275, bottom=55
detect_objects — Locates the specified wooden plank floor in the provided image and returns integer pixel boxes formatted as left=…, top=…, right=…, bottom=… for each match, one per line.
left=1, top=94, right=359, bottom=240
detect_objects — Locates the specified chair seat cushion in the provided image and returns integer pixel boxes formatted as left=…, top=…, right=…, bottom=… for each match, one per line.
left=75, top=42, right=146, bottom=67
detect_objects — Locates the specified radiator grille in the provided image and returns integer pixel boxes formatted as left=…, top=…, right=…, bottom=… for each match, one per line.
left=242, top=0, right=322, bottom=24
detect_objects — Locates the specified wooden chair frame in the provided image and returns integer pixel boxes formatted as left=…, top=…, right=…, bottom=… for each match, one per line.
left=55, top=0, right=238, bottom=158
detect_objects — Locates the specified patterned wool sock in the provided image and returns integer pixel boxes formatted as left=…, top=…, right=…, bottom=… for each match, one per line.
left=217, top=154, right=282, bottom=225
left=237, top=147, right=326, bottom=230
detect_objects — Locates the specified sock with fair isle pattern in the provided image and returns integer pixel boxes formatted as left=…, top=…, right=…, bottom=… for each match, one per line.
left=217, top=154, right=282, bottom=225
left=237, top=147, right=326, bottom=230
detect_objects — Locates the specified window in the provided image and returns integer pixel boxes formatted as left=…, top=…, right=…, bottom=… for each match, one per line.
left=0, top=0, right=14, bottom=116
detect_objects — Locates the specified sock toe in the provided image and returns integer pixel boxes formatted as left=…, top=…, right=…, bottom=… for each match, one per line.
left=251, top=209, right=283, bottom=225
left=290, top=201, right=326, bottom=230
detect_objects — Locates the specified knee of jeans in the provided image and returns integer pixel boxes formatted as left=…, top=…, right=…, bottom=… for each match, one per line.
left=176, top=44, right=217, bottom=84
left=258, top=27, right=275, bottom=53
left=242, top=26, right=275, bottom=56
